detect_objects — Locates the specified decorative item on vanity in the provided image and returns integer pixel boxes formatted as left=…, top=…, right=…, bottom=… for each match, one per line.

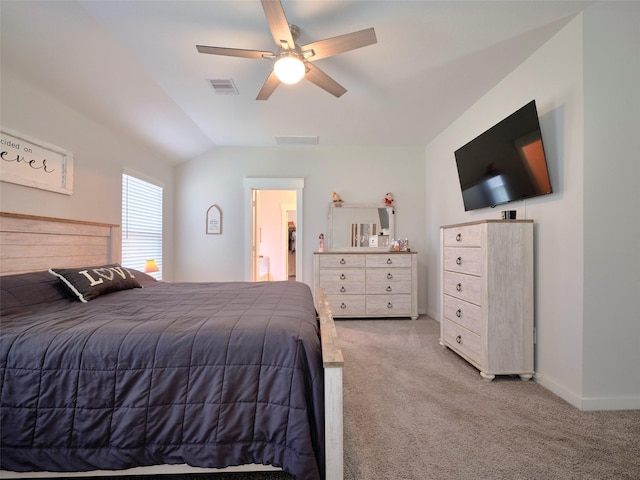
left=206, top=204, right=222, bottom=234
left=501, top=210, right=517, bottom=220
left=439, top=220, right=534, bottom=381
left=318, top=233, right=325, bottom=252
left=384, top=192, right=394, bottom=206
left=332, top=191, right=343, bottom=207
left=390, top=238, right=410, bottom=252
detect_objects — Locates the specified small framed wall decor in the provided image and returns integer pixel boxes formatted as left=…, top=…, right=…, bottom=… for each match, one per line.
left=206, top=204, right=222, bottom=234
left=0, top=127, right=74, bottom=195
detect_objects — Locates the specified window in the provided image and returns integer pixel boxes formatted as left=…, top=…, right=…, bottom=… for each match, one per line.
left=122, top=173, right=163, bottom=280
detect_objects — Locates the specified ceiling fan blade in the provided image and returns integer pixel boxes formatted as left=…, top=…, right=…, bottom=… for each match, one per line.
left=304, top=63, right=347, bottom=98
left=256, top=70, right=281, bottom=100
left=261, top=0, right=295, bottom=49
left=197, top=45, right=273, bottom=60
left=302, top=27, right=377, bottom=61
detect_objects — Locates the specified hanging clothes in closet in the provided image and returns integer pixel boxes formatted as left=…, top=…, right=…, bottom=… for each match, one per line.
left=288, top=224, right=296, bottom=253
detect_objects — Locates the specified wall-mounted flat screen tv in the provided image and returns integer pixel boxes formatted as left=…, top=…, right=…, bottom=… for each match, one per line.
left=454, top=100, right=552, bottom=211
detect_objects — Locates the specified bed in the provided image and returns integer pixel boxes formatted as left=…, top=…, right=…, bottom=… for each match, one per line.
left=0, top=212, right=343, bottom=480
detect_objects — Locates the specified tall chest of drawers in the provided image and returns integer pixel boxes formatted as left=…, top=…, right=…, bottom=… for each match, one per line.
left=313, top=252, right=418, bottom=319
left=440, top=220, right=534, bottom=380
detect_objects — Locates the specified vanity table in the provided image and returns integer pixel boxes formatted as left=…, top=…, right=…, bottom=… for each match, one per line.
left=312, top=204, right=418, bottom=319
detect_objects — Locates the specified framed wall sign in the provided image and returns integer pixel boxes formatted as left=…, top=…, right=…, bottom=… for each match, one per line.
left=0, top=127, right=74, bottom=195
left=206, top=204, right=222, bottom=234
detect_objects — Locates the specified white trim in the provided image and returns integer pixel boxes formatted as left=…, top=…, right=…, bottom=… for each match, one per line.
left=536, top=374, right=640, bottom=410
left=580, top=396, right=640, bottom=411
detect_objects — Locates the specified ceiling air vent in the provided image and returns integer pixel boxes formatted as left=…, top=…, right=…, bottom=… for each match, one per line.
left=274, top=136, right=319, bottom=146
left=208, top=78, right=238, bottom=95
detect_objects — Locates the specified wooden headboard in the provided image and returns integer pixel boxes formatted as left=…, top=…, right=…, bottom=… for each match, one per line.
left=0, top=212, right=120, bottom=276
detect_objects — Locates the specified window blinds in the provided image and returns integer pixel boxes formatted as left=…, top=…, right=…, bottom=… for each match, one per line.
left=122, top=174, right=163, bottom=280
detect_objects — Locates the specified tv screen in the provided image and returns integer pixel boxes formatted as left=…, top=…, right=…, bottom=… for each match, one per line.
left=454, top=100, right=552, bottom=211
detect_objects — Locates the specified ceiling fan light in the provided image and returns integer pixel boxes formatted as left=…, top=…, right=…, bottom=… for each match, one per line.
left=274, top=54, right=305, bottom=84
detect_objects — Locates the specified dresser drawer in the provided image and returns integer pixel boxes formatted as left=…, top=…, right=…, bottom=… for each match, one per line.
left=319, top=268, right=365, bottom=283
left=319, top=254, right=366, bottom=268
left=443, top=247, right=483, bottom=276
left=365, top=267, right=412, bottom=283
left=443, top=224, right=483, bottom=247
left=442, top=319, right=482, bottom=365
left=366, top=254, right=412, bottom=268
left=366, top=267, right=412, bottom=294
left=366, top=280, right=412, bottom=295
left=327, top=294, right=366, bottom=316
left=366, top=294, right=412, bottom=315
left=443, top=271, right=482, bottom=306
left=321, top=283, right=366, bottom=295
left=443, top=295, right=482, bottom=335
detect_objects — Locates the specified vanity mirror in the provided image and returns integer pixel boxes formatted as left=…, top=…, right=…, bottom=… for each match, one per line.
left=328, top=204, right=395, bottom=251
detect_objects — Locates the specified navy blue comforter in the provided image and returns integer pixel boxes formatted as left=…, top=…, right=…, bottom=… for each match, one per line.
left=0, top=272, right=324, bottom=480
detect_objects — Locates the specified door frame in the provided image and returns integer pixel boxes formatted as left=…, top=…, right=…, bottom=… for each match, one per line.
left=243, top=178, right=304, bottom=282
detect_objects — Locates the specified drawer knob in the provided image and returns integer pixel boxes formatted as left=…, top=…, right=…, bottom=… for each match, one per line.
left=386, top=286, right=392, bottom=292
left=340, top=286, right=346, bottom=293
left=456, top=309, right=462, bottom=318
left=456, top=335, right=462, bottom=344
left=340, top=258, right=346, bottom=264
left=340, top=302, right=347, bottom=309
left=386, top=258, right=393, bottom=264
left=456, top=256, right=462, bottom=265
left=456, top=283, right=462, bottom=292
left=340, top=274, right=346, bottom=280
left=456, top=233, right=462, bottom=242
left=387, top=302, right=393, bottom=309
left=386, top=273, right=393, bottom=280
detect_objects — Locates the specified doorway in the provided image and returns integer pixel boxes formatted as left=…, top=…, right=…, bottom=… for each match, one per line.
left=253, top=190, right=296, bottom=281
left=243, top=178, right=304, bottom=282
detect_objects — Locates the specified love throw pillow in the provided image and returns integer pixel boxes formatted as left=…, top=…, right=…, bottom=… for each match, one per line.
left=49, top=263, right=142, bottom=303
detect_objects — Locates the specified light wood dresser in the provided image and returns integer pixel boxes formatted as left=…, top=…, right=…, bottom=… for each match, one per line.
left=313, top=251, right=418, bottom=319
left=440, top=220, right=534, bottom=380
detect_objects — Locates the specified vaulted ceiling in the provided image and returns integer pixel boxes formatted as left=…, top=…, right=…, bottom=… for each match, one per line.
left=1, top=1, right=596, bottom=163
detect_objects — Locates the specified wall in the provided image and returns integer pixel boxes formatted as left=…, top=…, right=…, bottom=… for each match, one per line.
left=0, top=69, right=177, bottom=279
left=425, top=5, right=640, bottom=410
left=173, top=145, right=428, bottom=312
left=582, top=3, right=640, bottom=408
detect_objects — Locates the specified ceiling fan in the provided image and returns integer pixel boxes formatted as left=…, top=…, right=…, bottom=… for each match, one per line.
left=196, top=0, right=377, bottom=100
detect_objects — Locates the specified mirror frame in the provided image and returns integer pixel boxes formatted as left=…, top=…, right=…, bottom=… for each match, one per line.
left=327, top=203, right=395, bottom=252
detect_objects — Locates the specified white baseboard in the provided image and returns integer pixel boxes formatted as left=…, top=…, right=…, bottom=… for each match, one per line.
left=535, top=374, right=640, bottom=411
left=579, top=395, right=640, bottom=411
